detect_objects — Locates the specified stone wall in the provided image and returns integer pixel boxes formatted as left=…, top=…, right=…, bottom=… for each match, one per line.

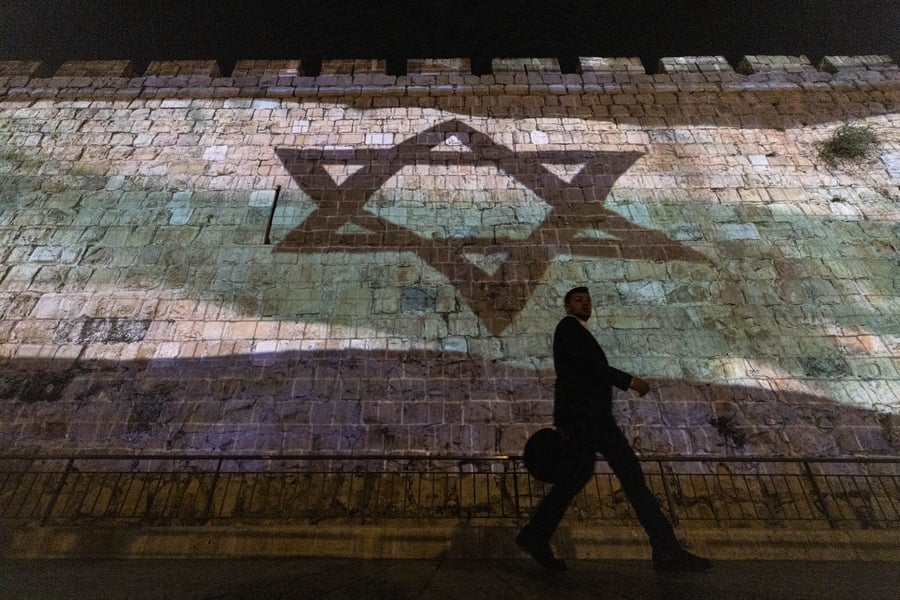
left=1, top=55, right=898, bottom=458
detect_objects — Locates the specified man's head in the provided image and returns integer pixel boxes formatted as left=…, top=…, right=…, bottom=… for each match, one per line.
left=564, top=286, right=592, bottom=321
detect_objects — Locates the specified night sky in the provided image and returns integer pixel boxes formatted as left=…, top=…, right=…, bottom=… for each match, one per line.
left=1, top=1, right=898, bottom=74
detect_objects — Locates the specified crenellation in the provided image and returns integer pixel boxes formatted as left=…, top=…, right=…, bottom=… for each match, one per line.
left=658, top=56, right=734, bottom=74
left=491, top=58, right=562, bottom=75
left=0, top=55, right=897, bottom=99
left=144, top=59, right=222, bottom=78
left=0, top=60, right=46, bottom=78
left=579, top=56, right=646, bottom=74
left=737, top=55, right=815, bottom=75
left=0, top=56, right=852, bottom=96
left=821, top=55, right=898, bottom=73
left=231, top=59, right=303, bottom=78
left=320, top=58, right=386, bottom=76
left=54, top=60, right=136, bottom=78
left=407, top=58, right=471, bottom=76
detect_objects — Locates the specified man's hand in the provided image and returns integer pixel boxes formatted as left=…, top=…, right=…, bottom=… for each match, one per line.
left=629, top=376, right=651, bottom=397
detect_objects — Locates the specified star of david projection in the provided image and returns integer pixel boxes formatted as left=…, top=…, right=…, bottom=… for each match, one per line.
left=275, top=119, right=706, bottom=335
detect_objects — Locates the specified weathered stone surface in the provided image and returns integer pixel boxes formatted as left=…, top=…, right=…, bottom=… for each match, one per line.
left=0, top=56, right=898, bottom=458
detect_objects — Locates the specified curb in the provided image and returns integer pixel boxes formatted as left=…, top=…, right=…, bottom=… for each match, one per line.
left=3, top=523, right=897, bottom=562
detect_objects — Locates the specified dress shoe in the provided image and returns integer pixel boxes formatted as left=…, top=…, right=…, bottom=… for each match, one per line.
left=515, top=530, right=567, bottom=571
left=652, top=547, right=713, bottom=572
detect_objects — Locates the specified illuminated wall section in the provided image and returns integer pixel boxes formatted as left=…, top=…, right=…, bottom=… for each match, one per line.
left=0, top=56, right=898, bottom=457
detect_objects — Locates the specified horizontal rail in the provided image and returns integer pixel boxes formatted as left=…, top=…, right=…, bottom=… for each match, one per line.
left=3, top=453, right=899, bottom=463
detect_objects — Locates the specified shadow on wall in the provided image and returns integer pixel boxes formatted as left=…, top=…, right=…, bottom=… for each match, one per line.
left=1, top=350, right=896, bottom=457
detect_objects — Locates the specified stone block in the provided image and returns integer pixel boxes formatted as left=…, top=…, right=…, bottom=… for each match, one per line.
left=578, top=57, right=645, bottom=73
left=55, top=60, right=135, bottom=77
left=657, top=56, right=733, bottom=74
left=0, top=60, right=48, bottom=77
left=248, top=189, right=276, bottom=208
left=320, top=59, right=386, bottom=75
left=491, top=58, right=560, bottom=74
left=736, top=55, right=813, bottom=75
left=144, top=60, right=221, bottom=77
left=406, top=58, right=471, bottom=75
left=231, top=59, right=303, bottom=78
left=820, top=55, right=897, bottom=73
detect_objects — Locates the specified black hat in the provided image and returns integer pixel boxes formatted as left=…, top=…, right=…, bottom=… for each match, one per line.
left=523, top=428, right=566, bottom=483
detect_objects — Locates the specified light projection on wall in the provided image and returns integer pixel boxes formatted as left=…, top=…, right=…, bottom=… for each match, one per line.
left=275, top=120, right=708, bottom=334
left=0, top=82, right=897, bottom=458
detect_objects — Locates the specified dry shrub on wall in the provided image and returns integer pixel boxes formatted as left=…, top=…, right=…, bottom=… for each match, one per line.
left=819, top=124, right=883, bottom=167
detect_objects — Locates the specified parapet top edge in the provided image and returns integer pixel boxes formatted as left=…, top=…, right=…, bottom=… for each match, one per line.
left=0, top=55, right=896, bottom=80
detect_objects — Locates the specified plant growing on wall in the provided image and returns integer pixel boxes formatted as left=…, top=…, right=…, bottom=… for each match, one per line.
left=819, top=124, right=882, bottom=167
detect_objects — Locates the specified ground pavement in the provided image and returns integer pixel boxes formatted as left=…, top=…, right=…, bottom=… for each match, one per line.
left=1, top=557, right=899, bottom=600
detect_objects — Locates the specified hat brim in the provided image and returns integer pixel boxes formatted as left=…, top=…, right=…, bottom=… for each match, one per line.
left=523, top=428, right=566, bottom=483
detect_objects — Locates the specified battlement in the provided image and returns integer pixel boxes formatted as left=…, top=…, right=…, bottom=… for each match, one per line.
left=1, top=55, right=897, bottom=99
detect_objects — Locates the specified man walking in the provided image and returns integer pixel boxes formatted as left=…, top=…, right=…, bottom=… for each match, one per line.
left=516, top=286, right=712, bottom=572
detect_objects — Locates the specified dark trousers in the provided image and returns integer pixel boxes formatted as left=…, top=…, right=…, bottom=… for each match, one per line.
left=522, top=416, right=679, bottom=551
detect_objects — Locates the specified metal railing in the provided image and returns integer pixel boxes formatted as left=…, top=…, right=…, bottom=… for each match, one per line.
left=1, top=454, right=897, bottom=529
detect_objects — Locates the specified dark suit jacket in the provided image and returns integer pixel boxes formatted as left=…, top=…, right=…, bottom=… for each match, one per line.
left=553, top=315, right=633, bottom=423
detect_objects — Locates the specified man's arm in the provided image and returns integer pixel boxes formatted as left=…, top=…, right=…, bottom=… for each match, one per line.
left=628, top=376, right=651, bottom=396
left=555, top=317, right=633, bottom=391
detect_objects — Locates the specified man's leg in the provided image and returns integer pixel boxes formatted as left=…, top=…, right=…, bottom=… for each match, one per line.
left=595, top=419, right=712, bottom=571
left=593, top=419, right=679, bottom=550
left=517, top=435, right=595, bottom=569
left=520, top=452, right=595, bottom=542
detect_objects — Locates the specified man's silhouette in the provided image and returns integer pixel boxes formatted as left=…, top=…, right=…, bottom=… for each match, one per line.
left=517, top=286, right=712, bottom=572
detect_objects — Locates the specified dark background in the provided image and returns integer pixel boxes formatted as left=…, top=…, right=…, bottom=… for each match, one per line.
left=1, top=1, right=898, bottom=74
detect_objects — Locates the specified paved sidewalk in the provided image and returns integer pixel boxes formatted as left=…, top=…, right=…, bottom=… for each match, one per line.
left=2, top=557, right=898, bottom=600
left=4, top=523, right=898, bottom=562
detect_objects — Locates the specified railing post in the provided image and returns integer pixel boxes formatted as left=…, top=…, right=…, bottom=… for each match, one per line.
left=41, top=457, right=74, bottom=526
left=360, top=459, right=372, bottom=525
left=456, top=461, right=463, bottom=523
left=657, top=458, right=679, bottom=527
left=802, top=460, right=837, bottom=529
left=512, top=459, right=521, bottom=524
left=202, top=457, right=223, bottom=523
